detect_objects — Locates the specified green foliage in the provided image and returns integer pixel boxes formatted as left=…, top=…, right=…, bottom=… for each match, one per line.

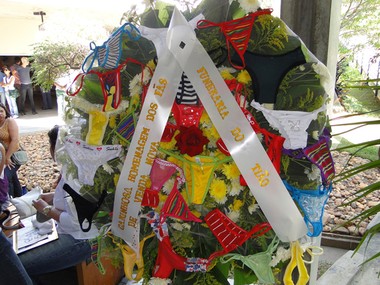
left=340, top=0, right=380, bottom=52
left=250, top=15, right=288, bottom=53
left=31, top=41, right=87, bottom=90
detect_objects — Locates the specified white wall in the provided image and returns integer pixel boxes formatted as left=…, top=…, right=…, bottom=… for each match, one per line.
left=0, top=18, right=40, bottom=55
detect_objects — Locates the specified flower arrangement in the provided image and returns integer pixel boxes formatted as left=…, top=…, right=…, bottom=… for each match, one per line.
left=56, top=0, right=333, bottom=284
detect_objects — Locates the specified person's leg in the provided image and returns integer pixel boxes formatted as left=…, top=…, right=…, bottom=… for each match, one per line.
left=4, top=165, right=22, bottom=198
left=0, top=230, right=33, bottom=285
left=0, top=91, right=5, bottom=105
left=19, top=84, right=27, bottom=114
left=26, top=84, right=37, bottom=114
left=46, top=91, right=52, bottom=109
left=19, top=234, right=91, bottom=276
left=41, top=92, right=48, bottom=110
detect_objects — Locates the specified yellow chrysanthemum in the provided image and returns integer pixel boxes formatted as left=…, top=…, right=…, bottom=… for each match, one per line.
left=237, top=69, right=252, bottom=84
left=220, top=69, right=234, bottom=80
left=232, top=199, right=244, bottom=212
left=223, top=163, right=241, bottom=180
left=159, top=130, right=180, bottom=150
left=109, top=115, right=117, bottom=129
left=209, top=178, right=227, bottom=204
left=200, top=111, right=212, bottom=126
left=146, top=59, right=156, bottom=71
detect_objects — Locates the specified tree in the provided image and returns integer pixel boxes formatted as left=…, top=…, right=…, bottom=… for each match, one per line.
left=340, top=0, right=380, bottom=55
left=30, top=13, right=114, bottom=90
left=31, top=41, right=87, bottom=90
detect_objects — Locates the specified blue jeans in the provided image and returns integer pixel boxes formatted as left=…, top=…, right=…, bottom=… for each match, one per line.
left=5, top=164, right=22, bottom=198
left=19, top=233, right=91, bottom=277
left=0, top=230, right=33, bottom=285
left=19, top=84, right=36, bottom=113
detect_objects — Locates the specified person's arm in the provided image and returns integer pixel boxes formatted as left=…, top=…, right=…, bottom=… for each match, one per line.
left=2, top=76, right=14, bottom=88
left=32, top=198, right=62, bottom=222
left=54, top=82, right=67, bottom=89
left=0, top=144, right=5, bottom=174
left=5, top=118, right=20, bottom=168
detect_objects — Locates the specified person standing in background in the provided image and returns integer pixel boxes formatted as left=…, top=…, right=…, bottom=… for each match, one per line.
left=40, top=86, right=52, bottom=110
left=16, top=57, right=37, bottom=115
left=54, top=75, right=69, bottom=119
left=0, top=70, right=5, bottom=106
left=10, top=57, right=22, bottom=113
left=1, top=66, right=19, bottom=118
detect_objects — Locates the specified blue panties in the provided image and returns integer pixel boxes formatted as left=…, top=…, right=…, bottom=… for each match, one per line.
left=283, top=180, right=332, bottom=237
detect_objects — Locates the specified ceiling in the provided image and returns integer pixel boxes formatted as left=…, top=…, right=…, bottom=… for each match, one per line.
left=0, top=0, right=135, bottom=25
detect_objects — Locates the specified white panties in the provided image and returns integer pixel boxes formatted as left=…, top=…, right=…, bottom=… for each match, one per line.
left=64, top=137, right=122, bottom=186
left=251, top=101, right=325, bottom=149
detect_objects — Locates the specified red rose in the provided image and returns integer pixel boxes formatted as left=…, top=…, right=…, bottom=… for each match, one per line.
left=175, top=125, right=209, bottom=156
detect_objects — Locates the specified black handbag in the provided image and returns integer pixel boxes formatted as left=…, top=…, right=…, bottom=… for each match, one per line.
left=11, top=148, right=28, bottom=165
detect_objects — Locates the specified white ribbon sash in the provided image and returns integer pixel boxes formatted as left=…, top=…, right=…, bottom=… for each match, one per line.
left=166, top=8, right=307, bottom=242
left=111, top=48, right=182, bottom=253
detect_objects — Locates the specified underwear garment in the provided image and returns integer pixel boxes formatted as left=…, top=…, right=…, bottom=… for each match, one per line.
left=197, top=9, right=273, bottom=70
left=160, top=179, right=202, bottom=223
left=251, top=101, right=325, bottom=149
left=233, top=47, right=306, bottom=104
left=119, top=233, right=155, bottom=281
left=159, top=147, right=233, bottom=205
left=113, top=112, right=137, bottom=145
left=70, top=58, right=145, bottom=112
left=216, top=107, right=285, bottom=174
left=143, top=211, right=208, bottom=279
left=205, top=209, right=272, bottom=261
left=283, top=180, right=332, bottom=237
left=283, top=240, right=309, bottom=285
left=153, top=235, right=208, bottom=279
left=171, top=102, right=204, bottom=128
left=220, top=236, right=279, bottom=284
left=64, top=137, right=122, bottom=186
left=63, top=183, right=107, bottom=232
left=176, top=72, right=200, bottom=105
left=142, top=158, right=185, bottom=208
left=283, top=130, right=335, bottom=186
left=82, top=22, right=141, bottom=72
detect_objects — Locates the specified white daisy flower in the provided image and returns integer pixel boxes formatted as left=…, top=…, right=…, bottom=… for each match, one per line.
left=227, top=210, right=240, bottom=222
left=239, top=0, right=261, bottom=14
left=148, top=277, right=172, bottom=285
left=269, top=246, right=291, bottom=266
left=102, top=163, right=113, bottom=174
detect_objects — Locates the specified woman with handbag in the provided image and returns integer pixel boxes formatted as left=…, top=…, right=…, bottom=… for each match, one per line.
left=0, top=103, right=23, bottom=197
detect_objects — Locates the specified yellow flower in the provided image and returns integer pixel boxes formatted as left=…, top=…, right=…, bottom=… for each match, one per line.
left=192, top=210, right=202, bottom=218
left=109, top=115, right=117, bottom=129
left=146, top=59, right=156, bottom=71
left=200, top=112, right=211, bottom=126
left=223, top=163, right=241, bottom=180
left=159, top=130, right=179, bottom=150
left=220, top=69, right=234, bottom=80
left=209, top=178, right=227, bottom=204
left=232, top=199, right=244, bottom=212
left=237, top=69, right=252, bottom=84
